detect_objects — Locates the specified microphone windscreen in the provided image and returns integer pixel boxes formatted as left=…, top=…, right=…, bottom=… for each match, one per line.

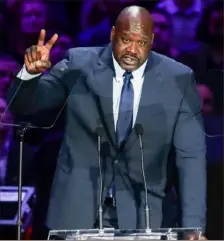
left=134, top=123, right=144, bottom=135
left=95, top=126, right=104, bottom=137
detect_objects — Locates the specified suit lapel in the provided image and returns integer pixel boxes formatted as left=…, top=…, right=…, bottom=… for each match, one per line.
left=93, top=44, right=117, bottom=149
left=93, top=47, right=163, bottom=151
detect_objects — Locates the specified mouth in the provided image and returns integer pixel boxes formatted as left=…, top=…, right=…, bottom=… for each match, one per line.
left=122, top=55, right=138, bottom=65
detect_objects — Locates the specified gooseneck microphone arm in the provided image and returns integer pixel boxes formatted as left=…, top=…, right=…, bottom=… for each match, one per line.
left=134, top=124, right=151, bottom=234
left=95, top=126, right=104, bottom=234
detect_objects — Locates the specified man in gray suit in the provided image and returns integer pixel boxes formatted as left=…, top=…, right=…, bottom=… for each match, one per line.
left=8, top=6, right=206, bottom=239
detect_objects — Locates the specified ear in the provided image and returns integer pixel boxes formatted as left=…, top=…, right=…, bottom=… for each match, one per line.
left=151, top=33, right=154, bottom=45
left=110, top=26, right=115, bottom=42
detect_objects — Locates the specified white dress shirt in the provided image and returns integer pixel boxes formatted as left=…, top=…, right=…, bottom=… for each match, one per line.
left=17, top=56, right=147, bottom=130
left=112, top=55, right=147, bottom=130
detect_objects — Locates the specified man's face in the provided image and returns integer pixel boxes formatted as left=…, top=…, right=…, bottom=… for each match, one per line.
left=20, top=1, right=46, bottom=34
left=0, top=59, right=19, bottom=97
left=111, top=18, right=153, bottom=71
left=50, top=35, right=73, bottom=65
left=151, top=12, right=171, bottom=52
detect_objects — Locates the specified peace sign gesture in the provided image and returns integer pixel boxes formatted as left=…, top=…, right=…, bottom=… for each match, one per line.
left=24, top=29, right=58, bottom=74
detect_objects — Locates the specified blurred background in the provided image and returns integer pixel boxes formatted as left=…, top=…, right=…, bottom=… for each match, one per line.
left=0, top=0, right=223, bottom=239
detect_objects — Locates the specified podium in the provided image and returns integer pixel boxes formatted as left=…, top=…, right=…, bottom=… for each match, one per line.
left=48, top=227, right=202, bottom=240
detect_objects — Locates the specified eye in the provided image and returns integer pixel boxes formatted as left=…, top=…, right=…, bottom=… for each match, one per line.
left=138, top=40, right=146, bottom=46
left=122, top=37, right=130, bottom=43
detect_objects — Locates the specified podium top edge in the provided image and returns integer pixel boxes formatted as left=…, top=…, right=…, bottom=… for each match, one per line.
left=49, top=227, right=202, bottom=233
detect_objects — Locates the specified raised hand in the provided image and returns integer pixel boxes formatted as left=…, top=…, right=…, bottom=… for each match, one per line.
left=24, top=29, right=58, bottom=74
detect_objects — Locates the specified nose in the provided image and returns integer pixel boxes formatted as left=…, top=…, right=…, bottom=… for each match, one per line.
left=127, top=42, right=138, bottom=54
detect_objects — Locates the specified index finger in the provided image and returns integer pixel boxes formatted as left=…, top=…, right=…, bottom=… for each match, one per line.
left=37, top=29, right=46, bottom=46
left=45, top=33, right=58, bottom=50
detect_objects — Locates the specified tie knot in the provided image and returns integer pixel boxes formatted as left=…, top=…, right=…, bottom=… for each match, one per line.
left=123, top=71, right=133, bottom=82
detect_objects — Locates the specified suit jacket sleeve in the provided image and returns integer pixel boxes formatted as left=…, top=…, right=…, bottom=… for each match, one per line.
left=173, top=70, right=206, bottom=231
left=7, top=50, right=73, bottom=115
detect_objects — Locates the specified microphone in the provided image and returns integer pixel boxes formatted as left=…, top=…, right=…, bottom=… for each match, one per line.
left=134, top=124, right=151, bottom=234
left=95, top=126, right=104, bottom=234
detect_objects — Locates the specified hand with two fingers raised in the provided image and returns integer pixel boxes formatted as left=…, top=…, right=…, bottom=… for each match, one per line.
left=24, top=29, right=58, bottom=75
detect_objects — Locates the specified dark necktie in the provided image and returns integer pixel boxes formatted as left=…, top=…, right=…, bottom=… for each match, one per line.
left=116, top=71, right=134, bottom=146
left=107, top=72, right=134, bottom=200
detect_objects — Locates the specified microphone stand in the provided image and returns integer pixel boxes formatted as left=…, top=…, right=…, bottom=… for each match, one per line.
left=0, top=114, right=61, bottom=241
left=139, top=136, right=151, bottom=234
left=95, top=126, right=104, bottom=235
left=16, top=122, right=31, bottom=240
left=134, top=124, right=151, bottom=234
left=97, top=135, right=104, bottom=235
left=1, top=117, right=59, bottom=240
left=0, top=72, right=72, bottom=240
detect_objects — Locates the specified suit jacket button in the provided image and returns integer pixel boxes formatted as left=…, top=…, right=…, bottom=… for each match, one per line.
left=114, top=160, right=118, bottom=164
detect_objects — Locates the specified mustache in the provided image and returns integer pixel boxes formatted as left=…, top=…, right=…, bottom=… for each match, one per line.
left=122, top=54, right=138, bottom=60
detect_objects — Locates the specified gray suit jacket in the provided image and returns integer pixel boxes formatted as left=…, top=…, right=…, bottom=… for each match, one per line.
left=8, top=44, right=206, bottom=231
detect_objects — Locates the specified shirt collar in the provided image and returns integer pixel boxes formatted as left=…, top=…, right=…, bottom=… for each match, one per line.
left=157, top=0, right=202, bottom=14
left=112, top=53, right=147, bottom=81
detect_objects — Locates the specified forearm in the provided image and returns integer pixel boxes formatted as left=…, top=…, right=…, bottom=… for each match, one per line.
left=177, top=151, right=206, bottom=231
left=174, top=70, right=207, bottom=231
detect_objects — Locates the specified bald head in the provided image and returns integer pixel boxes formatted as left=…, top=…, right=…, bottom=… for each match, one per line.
left=115, top=6, right=154, bottom=31
left=111, top=6, right=154, bottom=71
